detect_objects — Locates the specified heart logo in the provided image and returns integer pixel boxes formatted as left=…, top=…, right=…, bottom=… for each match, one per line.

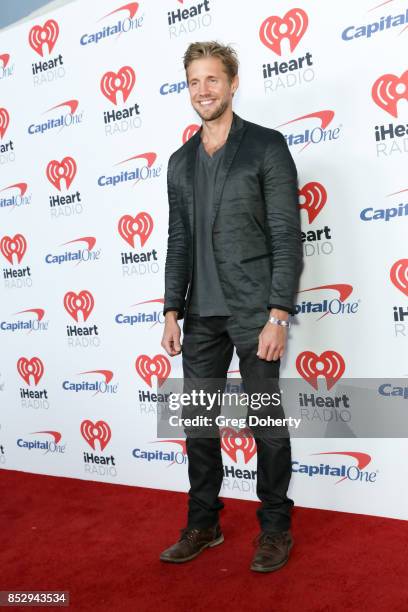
left=135, top=354, right=171, bottom=388
left=118, top=212, right=153, bottom=248
left=28, top=19, right=59, bottom=56
left=372, top=70, right=408, bottom=118
left=220, top=427, right=257, bottom=464
left=0, top=107, right=10, bottom=139
left=46, top=157, right=77, bottom=191
left=182, top=124, right=200, bottom=144
left=17, top=357, right=44, bottom=386
left=80, top=419, right=111, bottom=451
left=63, top=290, right=94, bottom=322
left=298, top=181, right=327, bottom=223
left=296, top=350, right=345, bottom=390
left=259, top=8, right=308, bottom=55
left=100, top=66, right=136, bottom=105
left=0, top=234, right=27, bottom=264
left=390, top=259, right=408, bottom=297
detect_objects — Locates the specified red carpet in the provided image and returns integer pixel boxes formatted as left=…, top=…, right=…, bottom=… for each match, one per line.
left=1, top=469, right=407, bottom=612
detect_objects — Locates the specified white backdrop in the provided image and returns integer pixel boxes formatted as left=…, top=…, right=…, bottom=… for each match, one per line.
left=0, top=0, right=407, bottom=520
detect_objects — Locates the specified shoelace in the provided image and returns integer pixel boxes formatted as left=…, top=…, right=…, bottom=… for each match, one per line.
left=180, top=528, right=202, bottom=543
left=254, top=532, right=287, bottom=549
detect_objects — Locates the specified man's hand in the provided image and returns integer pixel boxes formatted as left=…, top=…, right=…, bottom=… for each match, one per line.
left=161, top=312, right=182, bottom=356
left=257, top=309, right=289, bottom=361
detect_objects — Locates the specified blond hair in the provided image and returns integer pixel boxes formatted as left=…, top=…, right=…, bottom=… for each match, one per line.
left=183, top=41, right=239, bottom=82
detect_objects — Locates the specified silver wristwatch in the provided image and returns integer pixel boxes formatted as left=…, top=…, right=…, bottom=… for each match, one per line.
left=269, top=315, right=291, bottom=328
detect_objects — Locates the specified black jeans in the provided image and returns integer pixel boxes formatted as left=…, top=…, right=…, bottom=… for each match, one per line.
left=181, top=314, right=294, bottom=534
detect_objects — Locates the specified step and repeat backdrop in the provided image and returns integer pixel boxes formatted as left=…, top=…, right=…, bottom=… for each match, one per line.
left=0, top=0, right=407, bottom=520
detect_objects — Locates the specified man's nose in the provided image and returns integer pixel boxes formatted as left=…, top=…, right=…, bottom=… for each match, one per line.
left=197, top=82, right=210, bottom=96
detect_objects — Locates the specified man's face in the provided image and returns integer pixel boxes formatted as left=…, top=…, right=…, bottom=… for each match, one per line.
left=187, top=56, right=238, bottom=122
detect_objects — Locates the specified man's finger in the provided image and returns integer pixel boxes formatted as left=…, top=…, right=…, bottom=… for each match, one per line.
left=256, top=336, right=263, bottom=358
left=266, top=344, right=276, bottom=362
left=173, top=338, right=181, bottom=353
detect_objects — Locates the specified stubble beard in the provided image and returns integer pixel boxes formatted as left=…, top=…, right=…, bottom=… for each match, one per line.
left=195, top=98, right=229, bottom=122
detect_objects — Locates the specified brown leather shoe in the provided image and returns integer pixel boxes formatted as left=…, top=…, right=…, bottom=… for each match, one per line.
left=250, top=530, right=293, bottom=573
left=160, top=524, right=224, bottom=563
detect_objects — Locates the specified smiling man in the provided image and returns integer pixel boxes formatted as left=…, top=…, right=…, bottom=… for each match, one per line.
left=160, top=41, right=302, bottom=573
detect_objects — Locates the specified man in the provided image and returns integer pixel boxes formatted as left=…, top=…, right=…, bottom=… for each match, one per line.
left=160, top=41, right=302, bottom=573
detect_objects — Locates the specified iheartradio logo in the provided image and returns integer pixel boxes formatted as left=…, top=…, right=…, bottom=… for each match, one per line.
left=28, top=19, right=59, bottom=57
left=64, top=290, right=94, bottom=322
left=372, top=70, right=408, bottom=118
left=296, top=350, right=345, bottom=390
left=221, top=427, right=256, bottom=464
left=390, top=259, right=408, bottom=296
left=135, top=354, right=171, bottom=388
left=80, top=419, right=111, bottom=451
left=100, top=66, right=135, bottom=105
left=46, top=157, right=77, bottom=191
left=260, top=8, right=308, bottom=55
left=17, top=357, right=44, bottom=386
left=118, top=212, right=153, bottom=247
left=0, top=107, right=10, bottom=139
left=299, top=182, right=327, bottom=223
left=183, top=124, right=200, bottom=143
left=0, top=234, right=27, bottom=265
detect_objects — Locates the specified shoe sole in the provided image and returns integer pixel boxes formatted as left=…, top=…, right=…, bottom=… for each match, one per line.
left=250, top=539, right=293, bottom=573
left=160, top=533, right=224, bottom=564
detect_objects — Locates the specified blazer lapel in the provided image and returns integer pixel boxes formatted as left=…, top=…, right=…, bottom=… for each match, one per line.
left=182, top=112, right=247, bottom=235
left=211, top=113, right=247, bottom=228
left=183, top=129, right=201, bottom=237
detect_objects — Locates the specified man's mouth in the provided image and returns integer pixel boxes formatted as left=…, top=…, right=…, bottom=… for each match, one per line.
left=198, top=99, right=216, bottom=107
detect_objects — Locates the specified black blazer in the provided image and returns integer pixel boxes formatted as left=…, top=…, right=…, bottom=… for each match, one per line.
left=163, top=112, right=303, bottom=329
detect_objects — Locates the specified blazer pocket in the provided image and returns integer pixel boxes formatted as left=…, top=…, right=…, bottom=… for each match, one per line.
left=240, top=252, right=272, bottom=264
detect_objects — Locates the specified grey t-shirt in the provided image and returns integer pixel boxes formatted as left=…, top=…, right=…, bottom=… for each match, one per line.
left=189, top=141, right=231, bottom=316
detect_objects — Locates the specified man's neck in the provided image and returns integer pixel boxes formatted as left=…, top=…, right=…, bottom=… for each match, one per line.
left=201, top=109, right=233, bottom=147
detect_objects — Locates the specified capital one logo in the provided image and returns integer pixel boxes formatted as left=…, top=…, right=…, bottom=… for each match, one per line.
left=183, top=124, right=200, bottom=143
left=296, top=284, right=354, bottom=321
left=0, top=107, right=10, bottom=139
left=260, top=8, right=308, bottom=55
left=62, top=236, right=96, bottom=251
left=17, top=357, right=44, bottom=386
left=81, top=419, right=111, bottom=451
left=102, top=2, right=139, bottom=20
left=296, top=350, right=346, bottom=390
left=299, top=181, right=327, bottom=223
left=1, top=183, right=28, bottom=198
left=118, top=212, right=153, bottom=247
left=46, top=157, right=77, bottom=191
left=28, top=19, right=59, bottom=56
left=15, top=308, right=45, bottom=322
left=100, top=66, right=135, bottom=105
left=390, top=259, right=408, bottom=296
left=64, top=290, right=94, bottom=322
left=277, top=110, right=336, bottom=152
left=221, top=427, right=257, bottom=464
left=0, top=234, right=27, bottom=264
left=135, top=354, right=171, bottom=387
left=372, top=70, right=408, bottom=118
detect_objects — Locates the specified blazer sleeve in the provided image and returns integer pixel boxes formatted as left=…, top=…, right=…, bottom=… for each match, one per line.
left=163, top=154, right=190, bottom=319
left=262, top=132, right=303, bottom=314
